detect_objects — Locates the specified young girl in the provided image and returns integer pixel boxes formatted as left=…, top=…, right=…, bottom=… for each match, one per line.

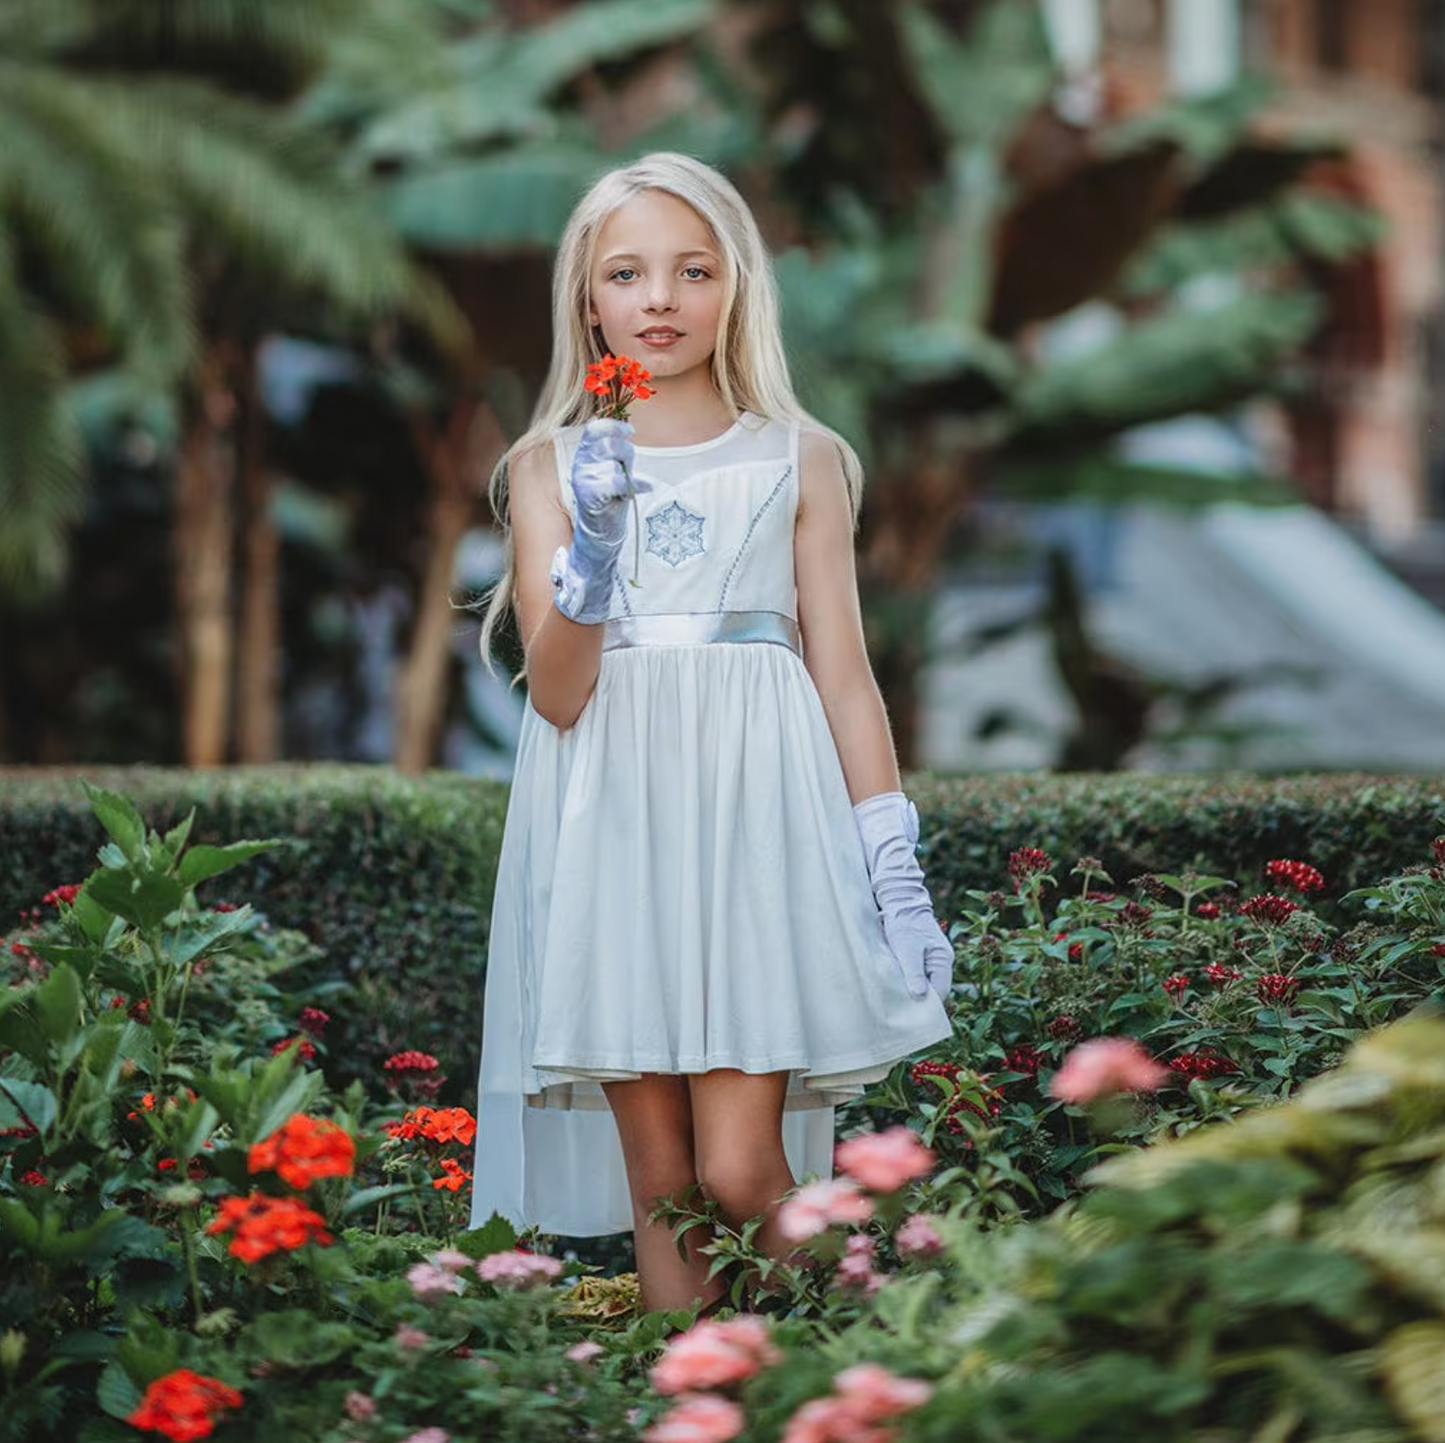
left=471, top=152, right=954, bottom=1312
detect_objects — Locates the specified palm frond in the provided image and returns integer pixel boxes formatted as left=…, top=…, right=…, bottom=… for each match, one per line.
left=0, top=61, right=194, bottom=381
left=1011, top=288, right=1322, bottom=445
left=0, top=242, right=86, bottom=598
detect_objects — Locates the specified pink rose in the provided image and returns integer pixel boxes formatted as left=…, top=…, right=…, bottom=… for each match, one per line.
left=1049, top=1037, right=1169, bottom=1104
left=343, top=1392, right=375, bottom=1422
left=566, top=1339, right=605, bottom=1364
left=476, top=1249, right=563, bottom=1289
left=777, top=1179, right=874, bottom=1242
left=642, top=1395, right=745, bottom=1443
left=400, top=1431, right=451, bottom=1443
left=431, top=1247, right=472, bottom=1273
left=393, top=1325, right=430, bottom=1351
left=894, top=1214, right=945, bottom=1260
left=834, top=1128, right=935, bottom=1193
left=651, top=1317, right=780, bottom=1396
left=836, top=1235, right=883, bottom=1295
left=835, top=1364, right=933, bottom=1421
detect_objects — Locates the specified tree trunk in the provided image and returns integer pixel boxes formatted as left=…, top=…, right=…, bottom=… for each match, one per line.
left=236, top=347, right=281, bottom=763
left=175, top=348, right=238, bottom=767
left=392, top=399, right=497, bottom=773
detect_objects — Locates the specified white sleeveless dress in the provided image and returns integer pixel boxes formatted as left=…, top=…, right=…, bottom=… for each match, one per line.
left=470, top=413, right=951, bottom=1237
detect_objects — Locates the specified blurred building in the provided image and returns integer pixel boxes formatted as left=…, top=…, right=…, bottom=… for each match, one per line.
left=1077, top=0, right=1445, bottom=586
left=918, top=0, right=1445, bottom=773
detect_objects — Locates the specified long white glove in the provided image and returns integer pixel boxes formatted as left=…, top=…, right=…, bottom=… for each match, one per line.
left=550, top=418, right=650, bottom=624
left=853, top=792, right=953, bottom=1001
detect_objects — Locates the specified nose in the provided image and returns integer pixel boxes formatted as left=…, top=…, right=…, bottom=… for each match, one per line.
left=643, top=273, right=677, bottom=312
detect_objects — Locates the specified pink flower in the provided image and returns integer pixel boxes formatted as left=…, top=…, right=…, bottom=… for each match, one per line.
left=642, top=1395, right=745, bottom=1443
left=407, top=1261, right=463, bottom=1300
left=780, top=1364, right=933, bottom=1443
left=836, top=1236, right=883, bottom=1295
left=400, top=1431, right=451, bottom=1443
left=835, top=1364, right=933, bottom=1421
left=476, top=1249, right=563, bottom=1289
left=651, top=1317, right=780, bottom=1395
left=894, top=1214, right=945, bottom=1260
left=566, top=1340, right=604, bottom=1364
left=834, top=1128, right=935, bottom=1193
left=1049, top=1037, right=1168, bottom=1104
left=431, top=1247, right=472, bottom=1273
left=393, top=1325, right=431, bottom=1351
left=777, top=1179, right=874, bottom=1242
left=344, top=1392, right=375, bottom=1422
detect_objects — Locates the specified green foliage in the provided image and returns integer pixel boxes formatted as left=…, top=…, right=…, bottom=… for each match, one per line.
left=0, top=767, right=504, bottom=1097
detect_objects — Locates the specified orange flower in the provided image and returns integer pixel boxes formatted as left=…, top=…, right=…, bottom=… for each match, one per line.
left=584, top=353, right=654, bottom=420
left=247, top=1114, right=355, bottom=1190
left=384, top=1105, right=477, bottom=1148
left=433, top=1157, right=473, bottom=1192
left=206, top=1192, right=333, bottom=1264
left=127, top=1368, right=242, bottom=1441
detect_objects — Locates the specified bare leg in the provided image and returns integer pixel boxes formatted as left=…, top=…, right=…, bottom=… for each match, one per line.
left=602, top=1074, right=723, bottom=1314
left=688, top=1070, right=796, bottom=1262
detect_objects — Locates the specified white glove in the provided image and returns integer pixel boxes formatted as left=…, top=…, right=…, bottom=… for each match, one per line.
left=550, top=419, right=651, bottom=623
left=853, top=792, right=953, bottom=1001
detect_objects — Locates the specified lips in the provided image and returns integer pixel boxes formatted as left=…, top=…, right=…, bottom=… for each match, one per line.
left=637, top=328, right=682, bottom=343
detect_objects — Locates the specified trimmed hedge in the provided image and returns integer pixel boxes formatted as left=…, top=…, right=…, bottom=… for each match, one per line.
left=0, top=765, right=506, bottom=1099
left=2, top=766, right=1443, bottom=1103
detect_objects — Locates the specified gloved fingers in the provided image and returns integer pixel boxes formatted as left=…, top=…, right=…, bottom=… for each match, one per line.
left=923, top=935, right=954, bottom=1001
left=577, top=418, right=635, bottom=464
left=886, top=929, right=930, bottom=1000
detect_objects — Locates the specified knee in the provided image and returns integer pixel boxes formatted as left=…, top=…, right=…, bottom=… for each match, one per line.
left=628, top=1148, right=699, bottom=1218
left=698, top=1151, right=793, bottom=1226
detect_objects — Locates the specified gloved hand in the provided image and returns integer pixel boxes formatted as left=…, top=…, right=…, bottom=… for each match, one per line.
left=550, top=418, right=650, bottom=623
left=853, top=791, right=953, bottom=1001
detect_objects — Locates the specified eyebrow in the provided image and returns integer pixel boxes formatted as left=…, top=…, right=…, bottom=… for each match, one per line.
left=598, top=249, right=720, bottom=266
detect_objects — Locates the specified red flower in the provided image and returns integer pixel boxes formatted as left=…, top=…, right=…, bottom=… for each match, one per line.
left=1264, top=859, right=1325, bottom=894
left=41, top=884, right=81, bottom=908
left=1169, top=1049, right=1237, bottom=1082
left=270, top=1036, right=317, bottom=1064
left=1003, top=1045, right=1043, bottom=1077
left=584, top=353, right=655, bottom=418
left=1117, top=901, right=1153, bottom=929
left=248, top=1114, right=355, bottom=1190
left=433, top=1157, right=473, bottom=1192
left=384, top=1105, right=477, bottom=1147
left=128, top=1369, right=242, bottom=1442
left=909, top=1061, right=1000, bottom=1135
left=1203, top=960, right=1243, bottom=984
left=1047, top=1014, right=1081, bottom=1042
left=129, top=997, right=152, bottom=1025
left=1432, top=837, right=1445, bottom=864
left=1257, top=973, right=1300, bottom=1004
left=1239, top=894, right=1299, bottom=926
left=18, top=1169, right=47, bottom=1187
left=1194, top=902, right=1222, bottom=921
left=1429, top=943, right=1445, bottom=958
left=205, top=1193, right=333, bottom=1263
left=1162, top=973, right=1190, bottom=1001
left=297, top=1008, right=330, bottom=1037
left=1052, top=932, right=1084, bottom=962
left=1006, top=847, right=1052, bottom=886
left=383, top=1049, right=440, bottom=1077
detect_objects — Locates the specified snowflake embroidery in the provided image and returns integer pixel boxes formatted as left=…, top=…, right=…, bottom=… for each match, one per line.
left=645, top=501, right=706, bottom=567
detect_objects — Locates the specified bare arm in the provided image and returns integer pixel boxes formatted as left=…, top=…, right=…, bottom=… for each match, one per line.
left=508, top=443, right=605, bottom=731
left=794, top=428, right=901, bottom=803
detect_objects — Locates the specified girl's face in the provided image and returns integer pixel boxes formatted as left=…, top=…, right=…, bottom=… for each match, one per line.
left=588, top=189, right=725, bottom=385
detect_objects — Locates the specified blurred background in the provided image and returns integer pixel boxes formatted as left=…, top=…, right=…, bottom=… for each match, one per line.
left=3, top=0, right=1444, bottom=779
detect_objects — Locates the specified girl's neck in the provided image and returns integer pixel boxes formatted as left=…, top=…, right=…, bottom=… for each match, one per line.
left=627, top=373, right=735, bottom=449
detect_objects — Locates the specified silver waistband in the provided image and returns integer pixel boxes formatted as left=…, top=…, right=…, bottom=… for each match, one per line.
left=603, top=611, right=801, bottom=654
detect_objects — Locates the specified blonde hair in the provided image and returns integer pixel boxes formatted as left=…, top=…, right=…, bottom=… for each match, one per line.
left=477, top=151, right=864, bottom=670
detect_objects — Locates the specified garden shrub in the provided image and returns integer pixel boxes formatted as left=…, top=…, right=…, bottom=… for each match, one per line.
left=0, top=766, right=505, bottom=1097
left=1, top=767, right=1441, bottom=1106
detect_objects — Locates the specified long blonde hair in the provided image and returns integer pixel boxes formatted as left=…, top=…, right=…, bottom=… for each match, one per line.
left=478, top=151, right=863, bottom=669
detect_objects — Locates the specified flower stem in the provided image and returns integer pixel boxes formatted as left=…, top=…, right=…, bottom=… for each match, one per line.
left=621, top=457, right=642, bottom=586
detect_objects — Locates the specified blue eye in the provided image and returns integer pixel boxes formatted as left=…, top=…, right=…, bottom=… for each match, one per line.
left=610, top=268, right=637, bottom=282
left=683, top=265, right=710, bottom=280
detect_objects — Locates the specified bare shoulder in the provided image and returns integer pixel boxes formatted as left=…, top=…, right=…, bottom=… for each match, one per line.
left=797, top=424, right=850, bottom=520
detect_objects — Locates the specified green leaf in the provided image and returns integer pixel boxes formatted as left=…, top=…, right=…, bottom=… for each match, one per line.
left=86, top=871, right=186, bottom=931
left=34, top=961, right=82, bottom=1045
left=161, top=809, right=195, bottom=860
left=0, top=1078, right=58, bottom=1135
left=81, top=781, right=146, bottom=862
left=96, top=1360, right=143, bottom=1421
left=0, top=1197, right=41, bottom=1247
left=457, top=1212, right=518, bottom=1259
left=339, top=1183, right=418, bottom=1217
left=176, top=840, right=280, bottom=890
